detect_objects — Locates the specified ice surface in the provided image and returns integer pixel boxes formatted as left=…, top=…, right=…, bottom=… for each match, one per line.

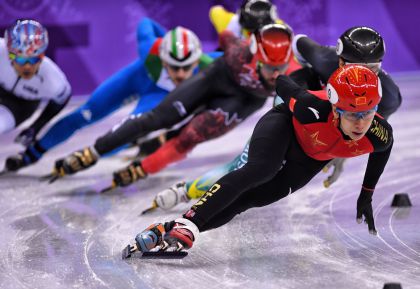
left=0, top=75, right=419, bottom=289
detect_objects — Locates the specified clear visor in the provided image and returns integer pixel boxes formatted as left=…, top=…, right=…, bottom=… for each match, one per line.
left=9, top=53, right=43, bottom=65
left=336, top=105, right=378, bottom=121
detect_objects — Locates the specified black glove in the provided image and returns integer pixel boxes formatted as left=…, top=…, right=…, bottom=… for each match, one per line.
left=15, top=127, right=36, bottom=146
left=112, top=160, right=147, bottom=187
left=356, top=188, right=377, bottom=235
left=54, top=147, right=98, bottom=177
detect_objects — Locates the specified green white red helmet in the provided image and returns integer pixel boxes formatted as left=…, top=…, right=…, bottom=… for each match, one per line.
left=159, top=27, right=202, bottom=67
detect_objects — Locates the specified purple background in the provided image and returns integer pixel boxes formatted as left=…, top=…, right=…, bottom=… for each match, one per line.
left=1, top=0, right=418, bottom=95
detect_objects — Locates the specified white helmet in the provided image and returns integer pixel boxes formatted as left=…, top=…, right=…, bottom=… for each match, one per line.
left=159, top=26, right=202, bottom=67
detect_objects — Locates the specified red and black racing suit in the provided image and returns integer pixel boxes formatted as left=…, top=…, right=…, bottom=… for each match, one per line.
left=183, top=74, right=393, bottom=232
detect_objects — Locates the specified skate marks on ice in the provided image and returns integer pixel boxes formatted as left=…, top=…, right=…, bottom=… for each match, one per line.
left=0, top=78, right=419, bottom=289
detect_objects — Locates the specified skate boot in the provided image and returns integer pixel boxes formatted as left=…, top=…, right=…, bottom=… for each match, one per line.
left=100, top=160, right=148, bottom=193
left=141, top=182, right=189, bottom=214
left=135, top=223, right=166, bottom=252
left=42, top=147, right=98, bottom=183
left=122, top=218, right=199, bottom=259
left=163, top=218, right=199, bottom=250
left=113, top=160, right=147, bottom=187
left=122, top=223, right=165, bottom=259
left=5, top=153, right=30, bottom=172
left=4, top=143, right=45, bottom=172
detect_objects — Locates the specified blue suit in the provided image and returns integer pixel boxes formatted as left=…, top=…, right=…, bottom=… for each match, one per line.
left=37, top=18, right=168, bottom=151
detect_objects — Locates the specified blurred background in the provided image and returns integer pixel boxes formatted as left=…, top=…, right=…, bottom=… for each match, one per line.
left=0, top=0, right=419, bottom=96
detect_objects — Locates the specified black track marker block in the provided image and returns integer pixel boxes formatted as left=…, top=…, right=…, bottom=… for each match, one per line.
left=383, top=283, right=402, bottom=289
left=391, top=193, right=412, bottom=207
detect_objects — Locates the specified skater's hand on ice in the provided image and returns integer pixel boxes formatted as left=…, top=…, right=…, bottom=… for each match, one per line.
left=15, top=128, right=36, bottom=147
left=112, top=160, right=147, bottom=187
left=323, top=158, right=345, bottom=188
left=356, top=188, right=377, bottom=235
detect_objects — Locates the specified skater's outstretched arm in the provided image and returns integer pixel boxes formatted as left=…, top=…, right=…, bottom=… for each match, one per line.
left=356, top=130, right=393, bottom=235
left=137, top=17, right=166, bottom=61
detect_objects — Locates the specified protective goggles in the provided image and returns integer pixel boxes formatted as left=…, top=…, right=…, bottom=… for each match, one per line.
left=259, top=61, right=289, bottom=74
left=345, top=61, right=382, bottom=74
left=168, top=63, right=194, bottom=72
left=336, top=105, right=378, bottom=121
left=9, top=53, right=43, bottom=65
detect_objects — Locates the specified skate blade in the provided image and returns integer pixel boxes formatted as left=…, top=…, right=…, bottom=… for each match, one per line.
left=140, top=251, right=188, bottom=259
left=39, top=173, right=54, bottom=181
left=0, top=170, right=12, bottom=177
left=122, top=244, right=188, bottom=259
left=100, top=182, right=116, bottom=193
left=139, top=200, right=158, bottom=215
left=39, top=173, right=60, bottom=183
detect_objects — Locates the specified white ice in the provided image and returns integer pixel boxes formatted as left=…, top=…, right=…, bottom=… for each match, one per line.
left=0, top=75, right=419, bottom=289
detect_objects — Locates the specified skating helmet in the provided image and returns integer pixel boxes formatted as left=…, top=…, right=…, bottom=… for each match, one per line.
left=326, top=64, right=382, bottom=112
left=250, top=23, right=293, bottom=66
left=239, top=0, right=277, bottom=32
left=159, top=27, right=202, bottom=67
left=5, top=19, right=49, bottom=57
left=336, top=26, right=385, bottom=63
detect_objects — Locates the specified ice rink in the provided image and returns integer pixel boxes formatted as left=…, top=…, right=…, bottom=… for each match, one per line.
left=0, top=74, right=419, bottom=289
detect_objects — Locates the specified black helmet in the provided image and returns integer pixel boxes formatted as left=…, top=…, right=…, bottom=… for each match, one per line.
left=336, top=26, right=385, bottom=63
left=239, top=0, right=277, bottom=32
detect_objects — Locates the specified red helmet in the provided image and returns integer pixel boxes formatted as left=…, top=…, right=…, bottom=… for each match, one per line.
left=326, top=64, right=382, bottom=112
left=250, top=23, right=293, bottom=66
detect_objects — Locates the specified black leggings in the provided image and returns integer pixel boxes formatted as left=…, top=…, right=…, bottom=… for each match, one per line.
left=0, top=87, right=40, bottom=126
left=94, top=59, right=266, bottom=155
left=185, top=105, right=330, bottom=232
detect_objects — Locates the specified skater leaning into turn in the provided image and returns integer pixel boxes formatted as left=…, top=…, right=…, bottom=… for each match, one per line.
left=46, top=24, right=301, bottom=186
left=125, top=64, right=393, bottom=257
left=210, top=0, right=284, bottom=40
left=148, top=25, right=400, bottom=212
left=0, top=20, right=71, bottom=166
left=292, top=25, right=401, bottom=188
left=130, top=0, right=287, bottom=159
left=4, top=18, right=211, bottom=172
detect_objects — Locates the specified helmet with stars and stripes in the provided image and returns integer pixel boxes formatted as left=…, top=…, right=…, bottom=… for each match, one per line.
left=5, top=19, right=49, bottom=57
